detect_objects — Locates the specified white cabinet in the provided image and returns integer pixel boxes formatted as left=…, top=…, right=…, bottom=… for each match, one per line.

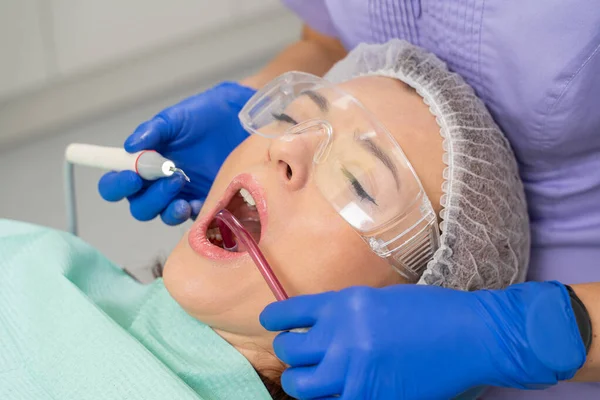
left=51, top=0, right=234, bottom=74
left=0, top=0, right=49, bottom=98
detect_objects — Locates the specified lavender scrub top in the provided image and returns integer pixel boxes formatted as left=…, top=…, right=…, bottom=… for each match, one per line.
left=282, top=0, right=600, bottom=398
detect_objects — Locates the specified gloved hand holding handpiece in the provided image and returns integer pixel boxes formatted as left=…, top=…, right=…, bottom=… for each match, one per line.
left=98, top=82, right=256, bottom=225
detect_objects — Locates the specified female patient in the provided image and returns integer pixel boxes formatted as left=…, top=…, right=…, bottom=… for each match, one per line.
left=0, top=40, right=528, bottom=399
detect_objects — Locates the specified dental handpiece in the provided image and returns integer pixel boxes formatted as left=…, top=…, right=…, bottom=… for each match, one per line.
left=64, top=143, right=190, bottom=236
left=65, top=143, right=190, bottom=181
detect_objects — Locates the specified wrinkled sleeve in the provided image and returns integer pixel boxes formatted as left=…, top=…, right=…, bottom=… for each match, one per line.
left=281, top=0, right=338, bottom=37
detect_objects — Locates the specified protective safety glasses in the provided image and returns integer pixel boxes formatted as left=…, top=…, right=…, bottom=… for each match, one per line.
left=239, top=72, right=439, bottom=280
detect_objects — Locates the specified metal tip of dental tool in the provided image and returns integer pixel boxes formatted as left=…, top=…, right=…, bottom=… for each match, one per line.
left=170, top=166, right=191, bottom=182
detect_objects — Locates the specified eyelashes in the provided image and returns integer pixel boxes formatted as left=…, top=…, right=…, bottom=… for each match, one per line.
left=271, top=112, right=377, bottom=206
left=271, top=112, right=298, bottom=125
left=341, top=167, right=377, bottom=206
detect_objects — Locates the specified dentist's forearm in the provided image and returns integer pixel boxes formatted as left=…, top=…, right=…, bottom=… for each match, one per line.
left=240, top=25, right=347, bottom=89
left=572, top=282, right=600, bottom=381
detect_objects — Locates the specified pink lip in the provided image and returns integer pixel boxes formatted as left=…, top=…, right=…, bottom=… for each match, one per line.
left=188, top=173, right=268, bottom=261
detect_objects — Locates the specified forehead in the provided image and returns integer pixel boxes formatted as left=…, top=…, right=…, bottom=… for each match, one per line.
left=333, top=76, right=415, bottom=131
left=332, top=76, right=441, bottom=148
left=295, top=77, right=420, bottom=142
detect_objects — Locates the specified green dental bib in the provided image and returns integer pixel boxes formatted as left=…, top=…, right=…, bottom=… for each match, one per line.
left=0, top=220, right=271, bottom=400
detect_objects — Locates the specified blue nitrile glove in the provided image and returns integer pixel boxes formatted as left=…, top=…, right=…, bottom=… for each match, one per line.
left=98, top=82, right=256, bottom=225
left=260, top=282, right=587, bottom=400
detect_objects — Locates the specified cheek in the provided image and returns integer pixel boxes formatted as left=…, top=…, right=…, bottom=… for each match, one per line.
left=262, top=198, right=402, bottom=295
left=300, top=232, right=400, bottom=292
left=220, top=136, right=269, bottom=173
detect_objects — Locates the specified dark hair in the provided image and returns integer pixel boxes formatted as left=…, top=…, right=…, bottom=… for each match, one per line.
left=257, top=374, right=293, bottom=400
left=148, top=262, right=293, bottom=400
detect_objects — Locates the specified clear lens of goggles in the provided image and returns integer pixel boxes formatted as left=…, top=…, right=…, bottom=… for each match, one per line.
left=239, top=72, right=439, bottom=280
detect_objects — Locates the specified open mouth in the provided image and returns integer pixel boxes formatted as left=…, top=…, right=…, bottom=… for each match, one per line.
left=188, top=174, right=267, bottom=260
left=206, top=188, right=262, bottom=250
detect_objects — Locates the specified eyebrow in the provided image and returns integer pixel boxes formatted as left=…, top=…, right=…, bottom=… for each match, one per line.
left=357, top=133, right=401, bottom=189
left=300, top=89, right=329, bottom=112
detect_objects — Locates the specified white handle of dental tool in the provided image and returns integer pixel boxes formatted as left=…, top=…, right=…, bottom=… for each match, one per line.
left=65, top=143, right=175, bottom=180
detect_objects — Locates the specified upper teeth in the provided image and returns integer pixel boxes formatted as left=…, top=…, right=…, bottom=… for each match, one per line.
left=239, top=188, right=256, bottom=206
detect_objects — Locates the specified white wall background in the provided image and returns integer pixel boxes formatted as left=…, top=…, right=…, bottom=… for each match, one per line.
left=0, top=0, right=283, bottom=100
left=0, top=0, right=300, bottom=280
left=0, top=0, right=299, bottom=148
left=0, top=0, right=49, bottom=96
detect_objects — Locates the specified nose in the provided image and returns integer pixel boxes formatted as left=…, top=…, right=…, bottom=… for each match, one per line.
left=267, top=134, right=315, bottom=191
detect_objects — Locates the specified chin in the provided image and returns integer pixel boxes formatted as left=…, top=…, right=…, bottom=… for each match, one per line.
left=163, top=232, right=275, bottom=327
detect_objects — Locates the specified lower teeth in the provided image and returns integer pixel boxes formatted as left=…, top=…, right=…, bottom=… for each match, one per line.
left=207, top=226, right=239, bottom=251
left=207, top=227, right=222, bottom=241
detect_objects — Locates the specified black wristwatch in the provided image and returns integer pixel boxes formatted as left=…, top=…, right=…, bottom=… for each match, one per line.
left=565, top=285, right=593, bottom=354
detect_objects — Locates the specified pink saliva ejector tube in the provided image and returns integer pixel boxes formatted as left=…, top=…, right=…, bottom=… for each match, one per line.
left=216, top=218, right=238, bottom=252
left=215, top=209, right=289, bottom=301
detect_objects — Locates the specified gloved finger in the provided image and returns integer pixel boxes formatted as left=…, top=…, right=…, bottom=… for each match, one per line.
left=160, top=199, right=191, bottom=226
left=128, top=174, right=186, bottom=221
left=124, top=117, right=171, bottom=153
left=272, top=330, right=327, bottom=367
left=260, top=292, right=334, bottom=332
left=190, top=199, right=204, bottom=220
left=281, top=360, right=344, bottom=400
left=98, top=171, right=143, bottom=202
left=311, top=397, right=343, bottom=400
left=311, top=397, right=346, bottom=400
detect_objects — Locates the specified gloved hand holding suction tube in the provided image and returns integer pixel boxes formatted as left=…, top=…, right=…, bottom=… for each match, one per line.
left=98, top=82, right=256, bottom=225
left=259, top=282, right=587, bottom=400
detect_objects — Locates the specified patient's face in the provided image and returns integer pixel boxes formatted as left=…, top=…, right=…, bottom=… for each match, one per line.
left=164, top=76, right=444, bottom=337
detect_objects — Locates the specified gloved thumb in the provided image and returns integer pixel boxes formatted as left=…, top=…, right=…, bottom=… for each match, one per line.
left=260, top=292, right=335, bottom=331
left=125, top=118, right=170, bottom=153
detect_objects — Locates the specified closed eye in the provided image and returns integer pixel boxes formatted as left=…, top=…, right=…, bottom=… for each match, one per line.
left=271, top=112, right=298, bottom=125
left=342, top=167, right=377, bottom=206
